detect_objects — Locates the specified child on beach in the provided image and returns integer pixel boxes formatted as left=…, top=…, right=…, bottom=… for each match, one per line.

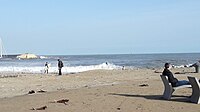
left=44, top=62, right=49, bottom=74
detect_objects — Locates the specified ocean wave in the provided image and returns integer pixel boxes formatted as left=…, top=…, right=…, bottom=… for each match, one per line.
left=0, top=62, right=122, bottom=74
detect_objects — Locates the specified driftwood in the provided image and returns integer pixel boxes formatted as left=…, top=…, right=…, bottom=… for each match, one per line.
left=50, top=99, right=69, bottom=105
left=0, top=75, right=20, bottom=78
left=31, top=106, right=47, bottom=110
left=139, top=84, right=149, bottom=87
left=37, top=89, right=47, bottom=93
left=28, top=89, right=46, bottom=94
left=28, top=90, right=36, bottom=94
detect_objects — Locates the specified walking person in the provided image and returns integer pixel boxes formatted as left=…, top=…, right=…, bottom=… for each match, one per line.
left=58, top=59, right=64, bottom=75
left=44, top=62, right=49, bottom=74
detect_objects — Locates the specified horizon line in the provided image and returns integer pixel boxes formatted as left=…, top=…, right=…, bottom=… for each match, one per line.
left=5, top=52, right=200, bottom=56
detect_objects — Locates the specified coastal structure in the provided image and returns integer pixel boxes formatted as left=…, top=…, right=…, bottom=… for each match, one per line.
left=16, top=53, right=38, bottom=59
left=0, top=38, right=6, bottom=58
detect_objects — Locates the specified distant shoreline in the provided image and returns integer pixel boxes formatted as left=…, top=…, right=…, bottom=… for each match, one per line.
left=4, top=52, right=200, bottom=56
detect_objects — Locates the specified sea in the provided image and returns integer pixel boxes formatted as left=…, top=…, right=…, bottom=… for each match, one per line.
left=0, top=53, right=200, bottom=74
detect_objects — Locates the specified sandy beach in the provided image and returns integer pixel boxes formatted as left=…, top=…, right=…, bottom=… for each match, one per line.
left=1, top=67, right=200, bottom=112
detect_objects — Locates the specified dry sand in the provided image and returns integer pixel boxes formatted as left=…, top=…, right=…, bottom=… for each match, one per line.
left=0, top=67, right=200, bottom=112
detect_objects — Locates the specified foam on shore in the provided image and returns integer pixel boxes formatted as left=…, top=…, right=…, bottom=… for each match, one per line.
left=0, top=62, right=122, bottom=74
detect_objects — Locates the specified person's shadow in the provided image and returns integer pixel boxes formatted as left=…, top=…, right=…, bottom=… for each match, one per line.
left=109, top=93, right=191, bottom=103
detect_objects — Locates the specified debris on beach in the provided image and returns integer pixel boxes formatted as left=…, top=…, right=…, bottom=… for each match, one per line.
left=28, top=90, right=36, bottom=94
left=31, top=105, right=47, bottom=110
left=50, top=99, right=69, bottom=105
left=28, top=89, right=47, bottom=94
left=174, top=72, right=186, bottom=74
left=0, top=75, right=20, bottom=78
left=154, top=70, right=162, bottom=73
left=37, top=89, right=47, bottom=93
left=139, top=84, right=149, bottom=87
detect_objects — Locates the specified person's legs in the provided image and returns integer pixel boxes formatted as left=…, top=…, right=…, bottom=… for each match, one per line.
left=176, top=80, right=190, bottom=86
left=58, top=68, right=62, bottom=75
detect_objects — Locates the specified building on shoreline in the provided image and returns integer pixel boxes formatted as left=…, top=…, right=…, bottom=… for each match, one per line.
left=16, top=53, right=38, bottom=59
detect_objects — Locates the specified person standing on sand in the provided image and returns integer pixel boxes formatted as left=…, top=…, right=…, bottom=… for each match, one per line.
left=162, top=63, right=190, bottom=87
left=44, top=62, right=49, bottom=74
left=58, top=59, right=64, bottom=75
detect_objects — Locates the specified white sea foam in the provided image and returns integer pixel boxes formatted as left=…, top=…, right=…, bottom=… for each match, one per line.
left=0, top=62, right=122, bottom=74
left=172, top=64, right=193, bottom=68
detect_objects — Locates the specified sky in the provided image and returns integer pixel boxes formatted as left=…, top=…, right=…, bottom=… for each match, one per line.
left=0, top=0, right=200, bottom=55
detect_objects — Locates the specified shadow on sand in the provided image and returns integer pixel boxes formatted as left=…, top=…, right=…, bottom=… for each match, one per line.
left=109, top=93, right=191, bottom=103
left=174, top=71, right=196, bottom=74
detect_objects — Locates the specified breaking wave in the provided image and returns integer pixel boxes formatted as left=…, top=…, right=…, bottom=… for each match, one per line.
left=0, top=62, right=122, bottom=74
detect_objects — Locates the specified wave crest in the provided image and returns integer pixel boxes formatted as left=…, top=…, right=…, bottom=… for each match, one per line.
left=0, top=62, right=122, bottom=74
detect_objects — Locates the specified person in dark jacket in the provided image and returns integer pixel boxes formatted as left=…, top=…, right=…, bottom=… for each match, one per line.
left=58, top=59, right=64, bottom=75
left=162, top=63, right=190, bottom=87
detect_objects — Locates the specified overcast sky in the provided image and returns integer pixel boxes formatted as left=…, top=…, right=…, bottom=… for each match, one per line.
left=0, top=0, right=200, bottom=55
